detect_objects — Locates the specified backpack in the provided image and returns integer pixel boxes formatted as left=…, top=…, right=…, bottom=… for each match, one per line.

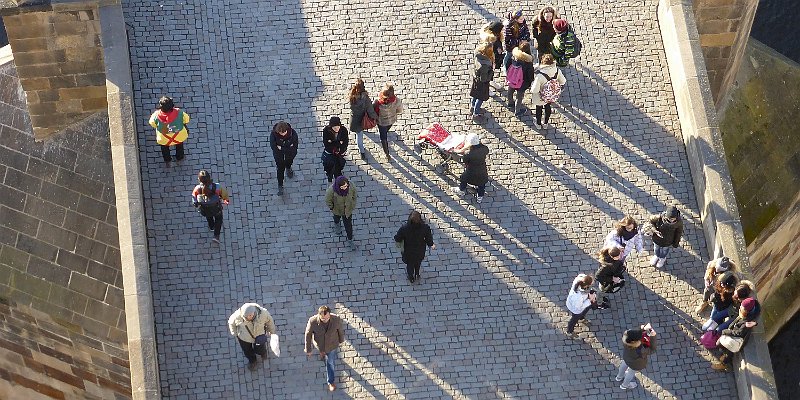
left=538, top=70, right=562, bottom=103
left=506, top=64, right=524, bottom=89
left=196, top=183, right=222, bottom=216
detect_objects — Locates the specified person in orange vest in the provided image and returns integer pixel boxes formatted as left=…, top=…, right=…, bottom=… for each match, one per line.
left=149, top=96, right=191, bottom=163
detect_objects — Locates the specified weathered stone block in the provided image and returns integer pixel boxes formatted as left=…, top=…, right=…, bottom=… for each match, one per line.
left=53, top=34, right=95, bottom=50
left=53, top=22, right=88, bottom=36
left=68, top=272, right=107, bottom=301
left=65, top=47, right=102, bottom=62
left=86, top=260, right=116, bottom=286
left=26, top=256, right=71, bottom=286
left=10, top=271, right=50, bottom=300
left=58, top=86, right=107, bottom=101
left=40, top=182, right=80, bottom=211
left=27, top=102, right=58, bottom=116
left=56, top=99, right=84, bottom=114
left=19, top=77, right=51, bottom=91
left=16, top=63, right=61, bottom=80
left=696, top=19, right=733, bottom=35
left=13, top=50, right=67, bottom=66
left=0, top=206, right=40, bottom=237
left=0, top=184, right=26, bottom=212
left=55, top=249, right=89, bottom=274
left=84, top=298, right=121, bottom=328
left=4, top=21, right=54, bottom=39
left=77, top=196, right=109, bottom=222
left=74, top=73, right=106, bottom=87
left=8, top=37, right=49, bottom=53
left=24, top=197, right=66, bottom=227
left=37, top=222, right=78, bottom=251
left=15, top=234, right=58, bottom=262
left=0, top=246, right=30, bottom=271
left=700, top=32, right=736, bottom=47
left=74, top=236, right=106, bottom=263
left=81, top=97, right=108, bottom=111
left=47, top=76, right=77, bottom=89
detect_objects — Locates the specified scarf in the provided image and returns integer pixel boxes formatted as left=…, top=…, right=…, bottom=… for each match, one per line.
left=333, top=176, right=349, bottom=196
left=620, top=227, right=638, bottom=241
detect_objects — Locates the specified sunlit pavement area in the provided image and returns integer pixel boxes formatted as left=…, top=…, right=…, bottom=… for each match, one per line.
left=124, top=0, right=737, bottom=398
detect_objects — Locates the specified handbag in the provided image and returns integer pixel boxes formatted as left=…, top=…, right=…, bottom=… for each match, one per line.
left=700, top=330, right=721, bottom=349
left=719, top=335, right=744, bottom=353
left=361, top=113, right=377, bottom=130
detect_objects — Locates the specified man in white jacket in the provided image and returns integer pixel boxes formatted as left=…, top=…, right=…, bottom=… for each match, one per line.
left=228, top=303, right=277, bottom=371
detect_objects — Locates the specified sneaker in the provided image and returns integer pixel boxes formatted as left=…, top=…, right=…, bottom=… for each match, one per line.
left=452, top=187, right=466, bottom=196
left=567, top=331, right=577, bottom=338
left=620, top=382, right=638, bottom=390
left=650, top=255, right=659, bottom=267
left=286, top=167, right=294, bottom=178
left=212, top=236, right=220, bottom=244
left=614, top=376, right=623, bottom=382
left=656, top=258, right=666, bottom=268
left=542, top=123, right=551, bottom=129
left=208, top=224, right=215, bottom=231
left=277, top=186, right=284, bottom=195
left=514, top=107, right=527, bottom=116
left=534, top=122, right=543, bottom=130
left=328, top=383, right=336, bottom=392
left=360, top=152, right=367, bottom=161
left=476, top=195, right=484, bottom=204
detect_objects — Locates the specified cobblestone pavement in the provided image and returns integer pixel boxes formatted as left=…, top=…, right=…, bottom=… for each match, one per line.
left=124, top=0, right=737, bottom=398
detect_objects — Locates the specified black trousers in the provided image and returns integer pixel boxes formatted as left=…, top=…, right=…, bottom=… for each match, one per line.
left=323, top=155, right=345, bottom=182
left=535, top=104, right=552, bottom=124
left=205, top=212, right=223, bottom=236
left=405, top=259, right=422, bottom=280
left=276, top=156, right=295, bottom=186
left=160, top=143, right=185, bottom=162
left=333, top=215, right=353, bottom=240
left=567, top=303, right=597, bottom=333
left=238, top=338, right=267, bottom=363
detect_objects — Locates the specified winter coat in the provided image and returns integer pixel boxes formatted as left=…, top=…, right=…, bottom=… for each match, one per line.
left=550, top=26, right=581, bottom=67
left=711, top=289, right=734, bottom=311
left=603, top=229, right=643, bottom=260
left=270, top=126, right=299, bottom=162
left=323, top=126, right=349, bottom=155
left=530, top=63, right=567, bottom=106
left=149, top=108, right=190, bottom=146
left=596, top=253, right=625, bottom=287
left=304, top=313, right=345, bottom=354
left=374, top=97, right=404, bottom=127
left=460, top=144, right=490, bottom=186
left=325, top=185, right=357, bottom=217
left=469, top=52, right=494, bottom=101
left=648, top=214, right=683, bottom=247
left=227, top=303, right=277, bottom=344
left=622, top=334, right=657, bottom=371
left=566, top=274, right=593, bottom=314
left=509, top=47, right=535, bottom=91
left=394, top=221, right=434, bottom=264
left=532, top=18, right=556, bottom=54
left=349, top=92, right=379, bottom=132
left=503, top=20, right=531, bottom=52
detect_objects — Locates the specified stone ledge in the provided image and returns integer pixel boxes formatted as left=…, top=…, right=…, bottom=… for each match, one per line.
left=658, top=0, right=778, bottom=398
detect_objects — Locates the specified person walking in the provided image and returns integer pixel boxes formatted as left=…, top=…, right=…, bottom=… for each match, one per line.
left=647, top=205, right=684, bottom=268
left=506, top=42, right=535, bottom=116
left=469, top=42, right=495, bottom=124
left=596, top=247, right=626, bottom=293
left=304, top=305, right=345, bottom=392
left=550, top=18, right=582, bottom=67
left=531, top=53, right=566, bottom=129
left=148, top=96, right=190, bottom=164
left=322, top=117, right=349, bottom=183
left=502, top=9, right=531, bottom=71
left=349, top=78, right=380, bottom=161
left=616, top=324, right=657, bottom=390
left=191, top=170, right=230, bottom=243
left=325, top=176, right=357, bottom=244
left=531, top=6, right=558, bottom=57
left=270, top=121, right=299, bottom=195
left=394, top=210, right=436, bottom=283
left=374, top=84, right=404, bottom=161
left=451, top=133, right=490, bottom=203
left=565, top=273, right=599, bottom=337
left=603, top=215, right=644, bottom=265
left=227, top=303, right=277, bottom=371
left=696, top=257, right=737, bottom=314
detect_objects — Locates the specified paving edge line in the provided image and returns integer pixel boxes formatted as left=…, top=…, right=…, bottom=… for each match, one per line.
left=99, top=2, right=162, bottom=400
left=657, top=0, right=778, bottom=398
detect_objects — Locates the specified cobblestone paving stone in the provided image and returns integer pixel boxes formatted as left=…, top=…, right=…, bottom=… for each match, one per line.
left=123, top=0, right=738, bottom=398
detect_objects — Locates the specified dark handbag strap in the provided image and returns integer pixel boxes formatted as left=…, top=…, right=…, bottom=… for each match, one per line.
left=245, top=324, right=256, bottom=340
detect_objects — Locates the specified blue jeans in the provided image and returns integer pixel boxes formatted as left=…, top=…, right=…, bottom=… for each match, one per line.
left=354, top=130, right=365, bottom=154
left=324, top=349, right=337, bottom=385
left=653, top=243, right=671, bottom=258
left=470, top=97, right=484, bottom=115
left=503, top=50, right=513, bottom=71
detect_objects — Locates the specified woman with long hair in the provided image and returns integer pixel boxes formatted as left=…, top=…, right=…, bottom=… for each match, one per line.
left=394, top=210, right=435, bottom=283
left=531, top=6, right=558, bottom=56
left=469, top=42, right=495, bottom=123
left=604, top=215, right=643, bottom=263
left=373, top=84, right=404, bottom=161
left=348, top=79, right=379, bottom=161
left=596, top=247, right=626, bottom=293
left=502, top=9, right=531, bottom=71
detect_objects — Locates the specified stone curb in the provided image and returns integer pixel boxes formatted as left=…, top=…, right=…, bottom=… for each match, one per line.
left=657, top=0, right=778, bottom=398
left=98, top=2, right=161, bottom=400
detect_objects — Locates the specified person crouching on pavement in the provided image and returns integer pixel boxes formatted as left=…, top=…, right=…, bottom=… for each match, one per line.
left=596, top=247, right=626, bottom=294
left=451, top=133, right=490, bottom=203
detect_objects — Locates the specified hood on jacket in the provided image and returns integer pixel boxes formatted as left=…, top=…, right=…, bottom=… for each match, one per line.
left=157, top=109, right=180, bottom=124
left=512, top=47, right=533, bottom=63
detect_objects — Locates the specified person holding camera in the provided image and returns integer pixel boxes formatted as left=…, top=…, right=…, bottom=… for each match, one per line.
left=616, top=324, right=657, bottom=390
left=565, top=274, right=607, bottom=337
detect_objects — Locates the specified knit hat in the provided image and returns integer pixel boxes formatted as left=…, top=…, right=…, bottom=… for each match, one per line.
left=715, top=257, right=732, bottom=273
left=467, top=133, right=481, bottom=146
left=329, top=116, right=342, bottom=126
left=510, top=9, right=523, bottom=19
left=665, top=205, right=680, bottom=219
left=553, top=19, right=568, bottom=32
left=741, top=297, right=756, bottom=312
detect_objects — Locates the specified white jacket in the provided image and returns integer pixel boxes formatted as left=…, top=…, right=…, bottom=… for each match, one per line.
left=604, top=230, right=643, bottom=259
left=566, top=274, right=593, bottom=314
left=531, top=63, right=567, bottom=106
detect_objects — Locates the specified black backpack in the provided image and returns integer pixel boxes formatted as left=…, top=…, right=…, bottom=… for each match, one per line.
left=196, top=183, right=222, bottom=216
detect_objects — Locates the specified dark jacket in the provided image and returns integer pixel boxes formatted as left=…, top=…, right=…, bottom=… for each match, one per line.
left=596, top=253, right=625, bottom=287
left=721, top=316, right=753, bottom=338
left=394, top=222, right=434, bottom=264
left=323, top=126, right=349, bottom=155
left=503, top=20, right=531, bottom=52
left=270, top=126, right=299, bottom=161
left=349, top=92, right=379, bottom=132
left=461, top=144, right=490, bottom=186
left=550, top=26, right=581, bottom=67
left=469, top=52, right=494, bottom=101
left=648, top=214, right=683, bottom=247
left=510, top=48, right=535, bottom=91
left=711, top=290, right=734, bottom=311
left=532, top=18, right=556, bottom=54
left=622, top=334, right=657, bottom=371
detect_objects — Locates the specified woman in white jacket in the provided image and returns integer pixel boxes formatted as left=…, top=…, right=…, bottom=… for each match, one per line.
left=531, top=53, right=567, bottom=129
left=566, top=274, right=597, bottom=336
left=604, top=215, right=644, bottom=264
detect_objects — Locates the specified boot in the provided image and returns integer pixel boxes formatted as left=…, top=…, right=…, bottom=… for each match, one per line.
left=695, top=300, right=709, bottom=314
left=650, top=255, right=659, bottom=267
left=656, top=257, right=666, bottom=268
left=381, top=141, right=390, bottom=160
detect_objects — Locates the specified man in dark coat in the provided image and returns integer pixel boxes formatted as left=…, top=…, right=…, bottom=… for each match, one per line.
left=270, top=121, right=299, bottom=195
left=648, top=205, right=683, bottom=268
left=452, top=133, right=490, bottom=203
left=394, top=210, right=435, bottom=283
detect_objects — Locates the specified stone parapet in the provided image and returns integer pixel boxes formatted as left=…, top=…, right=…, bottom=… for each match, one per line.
left=658, top=0, right=778, bottom=398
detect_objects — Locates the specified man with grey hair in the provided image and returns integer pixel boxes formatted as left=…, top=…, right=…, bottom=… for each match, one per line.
left=228, top=303, right=276, bottom=371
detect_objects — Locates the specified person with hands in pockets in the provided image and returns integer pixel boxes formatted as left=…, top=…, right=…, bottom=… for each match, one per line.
left=305, top=305, right=345, bottom=392
left=227, top=303, right=277, bottom=371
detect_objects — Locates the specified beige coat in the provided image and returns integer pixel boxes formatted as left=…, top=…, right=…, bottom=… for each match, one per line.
left=304, top=314, right=345, bottom=354
left=227, top=303, right=277, bottom=343
left=530, top=63, right=567, bottom=106
left=375, top=97, right=404, bottom=126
